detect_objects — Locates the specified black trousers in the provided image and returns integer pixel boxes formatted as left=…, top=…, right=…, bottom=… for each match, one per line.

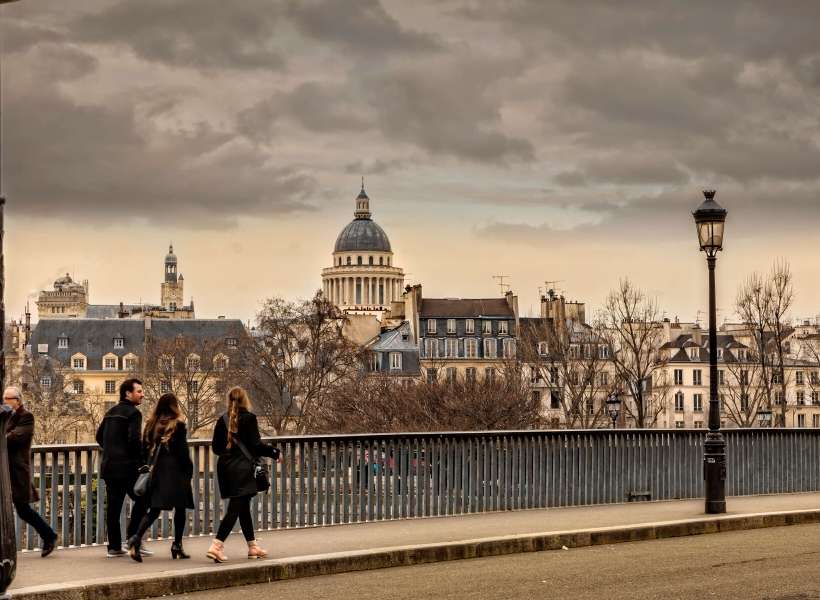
left=13, top=499, right=56, bottom=544
left=134, top=507, right=187, bottom=544
left=215, top=495, right=255, bottom=542
left=104, top=478, right=148, bottom=551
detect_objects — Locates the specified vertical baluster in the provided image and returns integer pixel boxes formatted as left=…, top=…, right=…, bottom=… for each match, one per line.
left=316, top=441, right=324, bottom=526
left=342, top=442, right=350, bottom=524
left=72, top=450, right=81, bottom=546
left=307, top=441, right=315, bottom=527
left=192, top=445, right=201, bottom=535
left=333, top=441, right=342, bottom=525
left=289, top=441, right=297, bottom=527
left=279, top=441, right=288, bottom=528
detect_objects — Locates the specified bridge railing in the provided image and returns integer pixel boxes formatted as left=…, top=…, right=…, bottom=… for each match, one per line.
left=15, top=429, right=820, bottom=551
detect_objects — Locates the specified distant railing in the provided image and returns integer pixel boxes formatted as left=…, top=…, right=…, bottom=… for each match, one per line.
left=15, top=429, right=820, bottom=551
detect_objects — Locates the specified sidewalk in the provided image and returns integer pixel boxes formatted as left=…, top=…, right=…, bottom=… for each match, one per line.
left=10, top=493, right=820, bottom=600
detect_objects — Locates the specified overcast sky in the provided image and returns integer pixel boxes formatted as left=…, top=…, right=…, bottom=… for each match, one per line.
left=2, top=1, right=820, bottom=324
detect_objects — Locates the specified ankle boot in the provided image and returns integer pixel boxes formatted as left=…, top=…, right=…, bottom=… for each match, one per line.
left=171, top=541, right=190, bottom=559
left=247, top=539, right=268, bottom=559
left=206, top=539, right=228, bottom=563
left=127, top=535, right=142, bottom=563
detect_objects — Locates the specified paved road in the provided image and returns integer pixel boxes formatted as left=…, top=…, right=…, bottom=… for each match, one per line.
left=173, top=523, right=820, bottom=600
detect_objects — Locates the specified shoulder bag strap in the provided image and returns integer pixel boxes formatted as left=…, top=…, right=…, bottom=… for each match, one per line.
left=223, top=413, right=255, bottom=463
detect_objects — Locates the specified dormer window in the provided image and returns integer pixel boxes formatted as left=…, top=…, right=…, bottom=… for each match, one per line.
left=482, top=320, right=492, bottom=335
left=58, top=337, right=69, bottom=349
left=427, top=319, right=437, bottom=334
left=465, top=319, right=475, bottom=334
left=688, top=347, right=699, bottom=360
left=447, top=319, right=456, bottom=334
left=226, top=337, right=238, bottom=348
left=114, top=337, right=124, bottom=349
left=499, top=321, right=509, bottom=335
left=538, top=341, right=548, bottom=356
left=717, top=348, right=723, bottom=359
left=72, top=355, right=86, bottom=370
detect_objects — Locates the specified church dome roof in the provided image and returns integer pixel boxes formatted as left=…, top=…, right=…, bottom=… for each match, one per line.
left=333, top=183, right=392, bottom=253
left=165, top=244, right=177, bottom=263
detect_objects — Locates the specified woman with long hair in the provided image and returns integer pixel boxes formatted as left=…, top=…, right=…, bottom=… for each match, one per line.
left=207, top=386, right=280, bottom=562
left=127, top=393, right=194, bottom=562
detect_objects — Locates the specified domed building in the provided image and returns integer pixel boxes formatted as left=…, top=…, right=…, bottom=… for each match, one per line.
left=322, top=183, right=405, bottom=319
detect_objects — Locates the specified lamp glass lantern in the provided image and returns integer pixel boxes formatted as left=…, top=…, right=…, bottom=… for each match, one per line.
left=605, top=393, right=621, bottom=421
left=758, top=408, right=772, bottom=426
left=693, top=190, right=727, bottom=258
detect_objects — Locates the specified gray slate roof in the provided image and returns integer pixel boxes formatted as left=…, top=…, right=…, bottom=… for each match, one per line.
left=334, top=218, right=392, bottom=253
left=420, top=298, right=514, bottom=318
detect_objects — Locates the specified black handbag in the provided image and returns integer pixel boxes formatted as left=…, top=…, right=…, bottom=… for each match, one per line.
left=133, top=444, right=161, bottom=497
left=222, top=414, right=271, bottom=493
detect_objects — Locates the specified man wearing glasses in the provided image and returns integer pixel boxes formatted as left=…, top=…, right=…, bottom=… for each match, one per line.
left=3, top=386, right=57, bottom=557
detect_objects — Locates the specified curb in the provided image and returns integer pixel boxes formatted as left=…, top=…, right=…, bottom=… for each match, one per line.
left=12, top=509, right=820, bottom=600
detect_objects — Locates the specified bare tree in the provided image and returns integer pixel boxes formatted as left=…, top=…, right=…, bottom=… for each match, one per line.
left=768, top=260, right=795, bottom=426
left=596, top=279, right=668, bottom=428
left=721, top=349, right=768, bottom=427
left=237, top=292, right=363, bottom=435
left=16, top=357, right=85, bottom=444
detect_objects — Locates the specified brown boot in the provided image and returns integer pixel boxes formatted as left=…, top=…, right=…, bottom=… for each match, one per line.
left=247, top=540, right=268, bottom=559
left=206, top=539, right=228, bottom=563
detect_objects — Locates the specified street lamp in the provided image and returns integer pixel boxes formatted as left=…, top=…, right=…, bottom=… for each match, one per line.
left=605, top=392, right=621, bottom=429
left=757, top=408, right=772, bottom=428
left=693, top=189, right=727, bottom=514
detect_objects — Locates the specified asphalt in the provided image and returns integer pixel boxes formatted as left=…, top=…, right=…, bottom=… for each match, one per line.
left=9, top=492, right=820, bottom=600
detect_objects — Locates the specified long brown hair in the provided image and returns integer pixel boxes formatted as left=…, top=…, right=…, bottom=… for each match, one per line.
left=226, top=386, right=251, bottom=448
left=144, top=393, right=183, bottom=448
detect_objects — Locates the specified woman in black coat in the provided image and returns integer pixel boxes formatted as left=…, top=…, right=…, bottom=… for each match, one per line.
left=207, top=386, right=279, bottom=563
left=127, top=393, right=194, bottom=562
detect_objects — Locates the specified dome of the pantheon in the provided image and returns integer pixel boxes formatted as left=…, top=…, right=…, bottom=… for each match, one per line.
left=333, top=187, right=392, bottom=253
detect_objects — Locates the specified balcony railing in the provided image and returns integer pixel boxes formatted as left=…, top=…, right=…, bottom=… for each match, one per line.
left=14, top=429, right=820, bottom=551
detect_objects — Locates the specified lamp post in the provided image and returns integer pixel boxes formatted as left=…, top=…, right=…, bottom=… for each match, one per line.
left=758, top=408, right=772, bottom=428
left=693, top=189, right=728, bottom=514
left=605, top=392, right=621, bottom=429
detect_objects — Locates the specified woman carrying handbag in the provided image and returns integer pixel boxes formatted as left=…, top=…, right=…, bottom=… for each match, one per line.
left=207, top=386, right=280, bottom=563
left=127, top=393, right=194, bottom=562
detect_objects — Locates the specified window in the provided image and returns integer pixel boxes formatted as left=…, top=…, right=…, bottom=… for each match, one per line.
left=426, top=368, right=438, bottom=384
left=531, top=390, right=542, bottom=405
left=189, top=380, right=199, bottom=394
left=688, top=347, right=699, bottom=360
left=716, top=348, right=723, bottom=359
left=464, top=338, right=478, bottom=358
left=465, top=367, right=476, bottom=384
left=424, top=338, right=440, bottom=358
left=390, top=352, right=402, bottom=370
left=187, top=356, right=201, bottom=371
left=550, top=367, right=559, bottom=385
left=693, top=370, right=702, bottom=386
left=798, top=414, right=806, bottom=428
left=125, top=358, right=137, bottom=371
left=159, top=356, right=174, bottom=371
left=160, top=381, right=171, bottom=394
left=483, top=338, right=497, bottom=359
left=813, top=391, right=820, bottom=405
left=114, top=337, right=124, bottom=349
left=379, top=257, right=383, bottom=265
left=814, top=414, right=820, bottom=428
left=482, top=320, right=492, bottom=335
left=550, top=391, right=561, bottom=409
left=346, top=257, right=351, bottom=265
left=796, top=371, right=804, bottom=385
left=737, top=349, right=747, bottom=361
left=675, top=392, right=684, bottom=411
left=370, top=353, right=379, bottom=372
left=104, top=357, right=117, bottom=370
left=675, top=421, right=685, bottom=429
left=484, top=367, right=495, bottom=382
left=740, top=370, right=749, bottom=385
left=369, top=256, right=373, bottom=265
left=357, top=256, right=362, bottom=265
left=774, top=391, right=784, bottom=405
left=72, top=380, right=84, bottom=394
left=445, top=338, right=458, bottom=358
left=446, top=367, right=457, bottom=383
left=693, top=393, right=703, bottom=412
left=465, top=319, right=475, bottom=334
left=674, top=369, right=683, bottom=385
left=797, top=391, right=805, bottom=405
left=498, top=321, right=509, bottom=335
left=583, top=344, right=592, bottom=359
left=40, top=376, right=52, bottom=389
left=502, top=338, right=516, bottom=359
left=569, top=345, right=579, bottom=359
left=599, top=372, right=609, bottom=386
left=73, top=357, right=86, bottom=370
left=587, top=400, right=595, bottom=416
left=58, top=337, right=69, bottom=349
left=812, top=372, right=820, bottom=385
left=599, top=345, right=610, bottom=359
left=105, top=380, right=116, bottom=394
left=538, top=342, right=549, bottom=356
left=427, top=319, right=437, bottom=334
left=447, top=319, right=456, bottom=334
left=740, top=393, right=749, bottom=411
left=694, top=421, right=704, bottom=429
left=214, top=356, right=228, bottom=371
left=772, top=372, right=782, bottom=384
left=718, top=369, right=725, bottom=385
left=226, top=338, right=238, bottom=348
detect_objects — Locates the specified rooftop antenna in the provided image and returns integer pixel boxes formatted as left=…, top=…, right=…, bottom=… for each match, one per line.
left=492, top=274, right=511, bottom=295
left=544, top=280, right=564, bottom=299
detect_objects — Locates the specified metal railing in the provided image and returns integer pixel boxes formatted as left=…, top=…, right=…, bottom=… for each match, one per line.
left=14, top=429, right=820, bottom=551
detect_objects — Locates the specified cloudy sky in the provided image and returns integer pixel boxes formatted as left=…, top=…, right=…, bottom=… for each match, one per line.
left=2, top=1, right=820, bottom=324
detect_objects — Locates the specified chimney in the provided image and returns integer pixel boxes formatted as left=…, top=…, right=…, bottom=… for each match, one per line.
left=24, top=301, right=31, bottom=345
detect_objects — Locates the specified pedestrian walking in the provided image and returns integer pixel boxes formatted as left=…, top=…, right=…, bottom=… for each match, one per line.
left=206, top=386, right=280, bottom=563
left=127, top=393, right=194, bottom=562
left=3, top=386, right=57, bottom=557
left=95, top=379, right=150, bottom=558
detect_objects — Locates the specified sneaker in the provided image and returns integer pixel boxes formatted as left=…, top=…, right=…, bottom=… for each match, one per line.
left=107, top=548, right=127, bottom=558
left=123, top=544, right=153, bottom=556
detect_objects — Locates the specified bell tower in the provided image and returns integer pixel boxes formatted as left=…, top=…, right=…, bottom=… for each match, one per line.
left=160, top=244, right=184, bottom=311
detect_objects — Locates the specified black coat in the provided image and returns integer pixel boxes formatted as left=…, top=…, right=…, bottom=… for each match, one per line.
left=143, top=421, right=194, bottom=510
left=96, top=400, right=143, bottom=483
left=5, top=406, right=38, bottom=505
left=212, top=409, right=279, bottom=498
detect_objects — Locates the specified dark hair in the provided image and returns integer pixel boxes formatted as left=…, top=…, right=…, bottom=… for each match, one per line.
left=144, top=393, right=182, bottom=447
left=119, top=378, right=143, bottom=403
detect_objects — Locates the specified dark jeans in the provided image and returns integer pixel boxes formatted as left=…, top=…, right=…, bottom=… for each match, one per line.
left=134, top=508, right=187, bottom=545
left=13, top=499, right=56, bottom=544
left=215, top=495, right=255, bottom=542
left=104, top=478, right=148, bottom=551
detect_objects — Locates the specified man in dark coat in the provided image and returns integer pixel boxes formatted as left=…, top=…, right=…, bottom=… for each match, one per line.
left=95, top=379, right=150, bottom=557
left=3, top=386, right=57, bottom=557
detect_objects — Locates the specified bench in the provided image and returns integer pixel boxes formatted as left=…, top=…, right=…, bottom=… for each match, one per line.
left=627, top=490, right=652, bottom=502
